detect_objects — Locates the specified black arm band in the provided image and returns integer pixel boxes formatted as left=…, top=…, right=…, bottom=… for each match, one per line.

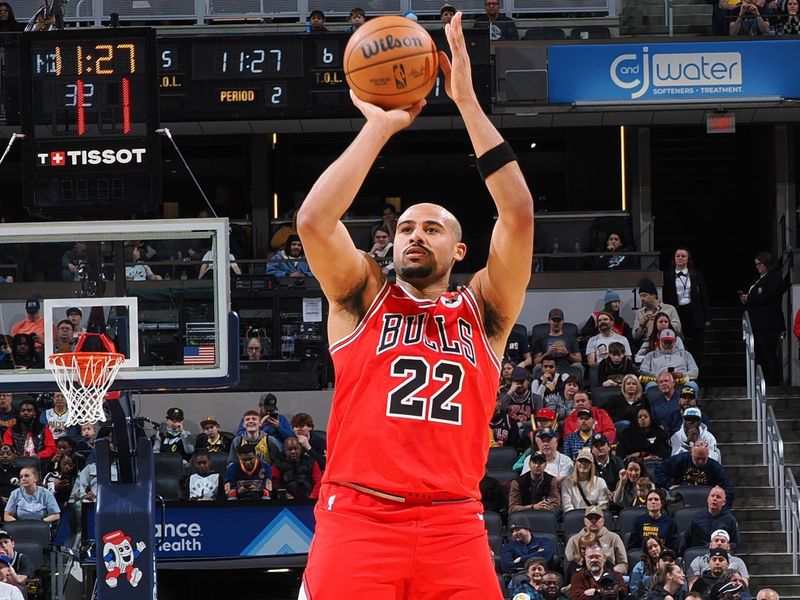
left=476, top=141, right=517, bottom=181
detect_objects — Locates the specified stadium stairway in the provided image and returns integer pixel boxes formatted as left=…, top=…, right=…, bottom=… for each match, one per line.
left=700, top=388, right=800, bottom=600
left=701, top=307, right=747, bottom=387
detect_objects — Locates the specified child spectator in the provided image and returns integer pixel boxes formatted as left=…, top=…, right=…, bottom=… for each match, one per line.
left=224, top=440, right=271, bottom=500
left=349, top=7, right=365, bottom=30
left=0, top=336, right=12, bottom=369
left=0, top=445, right=19, bottom=510
left=440, top=3, right=456, bottom=25
left=188, top=450, right=222, bottom=501
left=75, top=422, right=97, bottom=464
left=597, top=342, right=638, bottom=386
left=290, top=412, right=326, bottom=468
left=308, top=9, right=328, bottom=33
left=40, top=392, right=79, bottom=440
left=153, top=407, right=194, bottom=463
left=195, top=415, right=233, bottom=454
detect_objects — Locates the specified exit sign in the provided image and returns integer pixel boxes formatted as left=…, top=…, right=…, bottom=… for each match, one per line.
left=707, top=112, right=736, bottom=134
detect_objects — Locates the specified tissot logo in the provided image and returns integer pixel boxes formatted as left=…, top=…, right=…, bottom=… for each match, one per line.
left=37, top=148, right=147, bottom=167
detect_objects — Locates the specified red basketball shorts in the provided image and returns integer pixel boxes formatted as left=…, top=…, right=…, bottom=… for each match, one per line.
left=300, top=482, right=502, bottom=600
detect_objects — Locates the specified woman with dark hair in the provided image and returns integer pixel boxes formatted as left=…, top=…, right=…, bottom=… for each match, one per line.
left=0, top=3, right=21, bottom=31
left=615, top=405, right=670, bottom=462
left=630, top=535, right=666, bottom=599
left=662, top=247, right=711, bottom=366
left=611, top=456, right=649, bottom=509
left=647, top=563, right=687, bottom=600
left=43, top=452, right=77, bottom=506
left=739, top=251, right=785, bottom=385
left=593, top=231, right=631, bottom=270
left=498, top=360, right=514, bottom=393
left=627, top=488, right=679, bottom=552
left=11, top=333, right=42, bottom=369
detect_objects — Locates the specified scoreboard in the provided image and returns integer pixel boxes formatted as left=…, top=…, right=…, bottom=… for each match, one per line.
left=18, top=28, right=161, bottom=215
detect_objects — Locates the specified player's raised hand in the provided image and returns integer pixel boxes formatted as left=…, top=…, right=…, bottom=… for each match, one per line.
left=439, top=12, right=476, bottom=107
left=349, top=90, right=425, bottom=135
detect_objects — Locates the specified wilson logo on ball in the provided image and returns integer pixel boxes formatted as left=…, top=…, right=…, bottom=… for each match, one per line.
left=360, top=34, right=424, bottom=60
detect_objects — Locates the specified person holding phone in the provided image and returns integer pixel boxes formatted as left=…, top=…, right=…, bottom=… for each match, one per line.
left=740, top=251, right=785, bottom=385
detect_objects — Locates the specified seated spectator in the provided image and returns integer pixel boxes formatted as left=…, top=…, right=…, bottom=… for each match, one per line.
left=611, top=457, right=651, bottom=509
left=3, top=400, right=55, bottom=459
left=561, top=448, right=610, bottom=512
left=678, top=387, right=712, bottom=430
left=687, top=529, right=749, bottom=588
left=509, top=450, right=561, bottom=513
left=308, top=9, right=328, bottom=32
left=224, top=440, right=271, bottom=500
left=570, top=545, right=627, bottom=600
left=647, top=563, right=687, bottom=600
left=503, top=367, right=537, bottom=427
left=598, top=342, right=638, bottom=386
left=235, top=393, right=293, bottom=452
left=124, top=243, right=162, bottom=281
left=11, top=334, right=42, bottom=369
left=627, top=489, right=679, bottom=552
left=499, top=360, right=514, bottom=393
left=540, top=571, right=567, bottom=600
left=367, top=227, right=394, bottom=276
left=153, top=407, right=194, bottom=463
left=53, top=319, right=77, bottom=354
left=0, top=445, right=18, bottom=510
left=194, top=415, right=233, bottom=455
left=639, top=330, right=699, bottom=389
left=271, top=436, right=322, bottom=500
left=691, top=548, right=734, bottom=595
left=0, top=337, right=12, bottom=370
left=510, top=556, right=549, bottom=597
left=0, top=531, right=33, bottom=595
left=490, top=394, right=521, bottom=451
left=229, top=410, right=273, bottom=466
left=683, top=486, right=741, bottom=552
left=778, top=0, right=800, bottom=33
left=11, top=298, right=45, bottom=354
left=730, top=0, right=771, bottom=34
left=62, top=242, right=88, bottom=282
left=633, top=279, right=682, bottom=348
left=566, top=507, right=627, bottom=574
left=616, top=406, right=671, bottom=464
left=562, top=391, right=616, bottom=444
left=349, top=7, right=365, bottom=30
left=71, top=428, right=118, bottom=502
left=500, top=522, right=554, bottom=575
left=0, top=3, right=20, bottom=32
left=3, top=466, right=59, bottom=523
left=40, top=392, right=78, bottom=440
left=647, top=371, right=684, bottom=436
left=592, top=433, right=625, bottom=493
left=603, top=374, right=646, bottom=428
left=515, top=427, right=573, bottom=482
left=43, top=452, right=76, bottom=506
left=654, top=443, right=735, bottom=505
left=581, top=289, right=634, bottom=345
left=43, top=436, right=75, bottom=476
left=245, top=337, right=263, bottom=361
left=635, top=312, right=686, bottom=364
left=670, top=408, right=720, bottom=461
left=563, top=409, right=597, bottom=460
left=629, top=535, right=666, bottom=599
left=480, top=468, right=505, bottom=515
left=531, top=308, right=582, bottom=375
left=188, top=450, right=222, bottom=501
left=540, top=373, right=579, bottom=424
left=198, top=249, right=242, bottom=279
left=504, top=326, right=532, bottom=370
left=0, top=395, right=15, bottom=435
left=473, top=0, right=519, bottom=40
left=75, top=423, right=97, bottom=464
left=592, top=231, right=632, bottom=271
left=266, top=235, right=312, bottom=278
left=439, top=3, right=455, bottom=25
left=291, top=412, right=326, bottom=468
left=67, top=306, right=85, bottom=340
left=587, top=312, right=632, bottom=365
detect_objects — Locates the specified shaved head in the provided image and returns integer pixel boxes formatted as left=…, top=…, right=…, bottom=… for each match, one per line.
left=398, top=203, right=462, bottom=242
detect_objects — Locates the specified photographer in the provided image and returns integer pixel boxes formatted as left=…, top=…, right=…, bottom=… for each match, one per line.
left=730, top=0, right=771, bottom=34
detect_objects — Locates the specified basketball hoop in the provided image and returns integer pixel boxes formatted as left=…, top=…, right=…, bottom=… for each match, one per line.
left=48, top=333, right=125, bottom=426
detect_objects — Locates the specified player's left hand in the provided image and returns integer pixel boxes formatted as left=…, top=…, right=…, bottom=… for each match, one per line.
left=349, top=90, right=425, bottom=135
left=440, top=13, right=477, bottom=107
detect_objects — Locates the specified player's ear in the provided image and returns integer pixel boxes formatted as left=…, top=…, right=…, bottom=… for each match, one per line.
left=453, top=242, right=467, bottom=263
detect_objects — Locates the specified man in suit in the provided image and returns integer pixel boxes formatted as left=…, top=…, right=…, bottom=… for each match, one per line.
left=662, top=247, right=712, bottom=367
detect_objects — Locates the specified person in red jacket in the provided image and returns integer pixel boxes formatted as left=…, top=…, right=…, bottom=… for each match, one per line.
left=561, top=390, right=616, bottom=444
left=2, top=401, right=55, bottom=460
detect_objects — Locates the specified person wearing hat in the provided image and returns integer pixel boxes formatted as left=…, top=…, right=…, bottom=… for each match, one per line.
left=561, top=447, right=610, bottom=512
left=509, top=450, right=561, bottom=513
left=690, top=548, right=731, bottom=595
left=0, top=529, right=35, bottom=592
left=581, top=289, right=634, bottom=346
left=266, top=235, right=312, bottom=278
left=10, top=298, right=44, bottom=354
left=562, top=390, right=617, bottom=446
left=635, top=311, right=687, bottom=365
left=565, top=507, right=627, bottom=574
left=531, top=308, right=583, bottom=377
left=0, top=553, right=24, bottom=600
left=153, top=407, right=194, bottom=463
left=562, top=409, right=596, bottom=461
left=586, top=311, right=632, bottom=366
left=591, top=433, right=625, bottom=492
left=596, top=570, right=629, bottom=600
left=662, top=247, right=712, bottom=367
left=709, top=580, right=748, bottom=600
left=632, top=278, right=682, bottom=347
left=224, top=439, right=271, bottom=500
left=639, top=330, right=699, bottom=390
left=440, top=3, right=455, bottom=24
left=503, top=366, right=536, bottom=426
left=66, top=307, right=84, bottom=340
left=670, top=407, right=720, bottom=461
left=687, top=529, right=749, bottom=589
left=194, top=415, right=233, bottom=455
left=500, top=520, right=554, bottom=575
left=515, top=427, right=574, bottom=483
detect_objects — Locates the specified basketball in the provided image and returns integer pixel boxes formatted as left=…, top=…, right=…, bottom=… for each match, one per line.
left=344, top=16, right=439, bottom=109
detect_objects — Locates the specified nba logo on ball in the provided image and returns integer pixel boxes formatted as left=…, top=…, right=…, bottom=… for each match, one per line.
left=344, top=16, right=439, bottom=109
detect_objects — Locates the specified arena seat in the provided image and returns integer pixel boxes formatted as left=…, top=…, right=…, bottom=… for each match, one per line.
left=682, top=545, right=708, bottom=570
left=563, top=508, right=613, bottom=538
left=209, top=452, right=229, bottom=475
left=626, top=548, right=643, bottom=570
left=15, top=457, right=39, bottom=470
left=155, top=473, right=182, bottom=500
left=512, top=323, right=528, bottom=339
left=487, top=447, right=519, bottom=470
left=484, top=510, right=503, bottom=539
left=673, top=506, right=703, bottom=540
left=671, top=485, right=712, bottom=509
left=618, top=507, right=648, bottom=540
left=13, top=540, right=44, bottom=571
left=524, top=27, right=565, bottom=40
left=154, top=453, right=184, bottom=479
left=487, top=469, right=519, bottom=487
left=591, top=386, right=620, bottom=411
left=2, top=521, right=51, bottom=546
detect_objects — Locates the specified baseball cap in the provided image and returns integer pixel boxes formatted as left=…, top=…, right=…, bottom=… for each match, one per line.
left=535, top=407, right=556, bottom=422
left=511, top=367, right=529, bottom=382
left=659, top=548, right=677, bottom=561
left=710, top=581, right=743, bottom=600
left=237, top=440, right=256, bottom=455
left=440, top=3, right=456, bottom=14
left=659, top=328, right=676, bottom=341
left=680, top=386, right=696, bottom=397
left=591, top=433, right=610, bottom=446
left=200, top=415, right=219, bottom=428
left=575, top=448, right=593, bottom=463
left=0, top=555, right=11, bottom=568
left=536, top=427, right=556, bottom=439
left=683, top=407, right=702, bottom=419
left=166, top=407, right=184, bottom=421
left=25, top=297, right=40, bottom=315
left=710, top=529, right=731, bottom=542
left=577, top=408, right=592, bottom=419
left=530, top=451, right=547, bottom=463
left=584, top=505, right=603, bottom=518
left=0, top=530, right=12, bottom=541
left=66, top=307, right=82, bottom=316
left=709, top=547, right=729, bottom=560
left=598, top=572, right=618, bottom=585
left=259, top=393, right=278, bottom=409
left=509, top=522, right=531, bottom=531
left=548, top=308, right=564, bottom=320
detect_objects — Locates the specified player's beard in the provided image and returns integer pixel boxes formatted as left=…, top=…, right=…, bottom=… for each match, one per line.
left=398, top=263, right=434, bottom=280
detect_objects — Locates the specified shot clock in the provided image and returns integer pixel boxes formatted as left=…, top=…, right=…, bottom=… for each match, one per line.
left=19, top=28, right=161, bottom=216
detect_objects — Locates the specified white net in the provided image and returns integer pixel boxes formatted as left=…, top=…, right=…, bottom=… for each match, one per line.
left=49, top=352, right=125, bottom=426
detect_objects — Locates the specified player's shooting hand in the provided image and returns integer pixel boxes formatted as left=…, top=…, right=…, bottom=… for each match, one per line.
left=440, top=13, right=477, bottom=107
left=349, top=90, right=425, bottom=135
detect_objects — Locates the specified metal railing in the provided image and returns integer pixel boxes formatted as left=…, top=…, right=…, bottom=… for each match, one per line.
left=743, top=310, right=799, bottom=575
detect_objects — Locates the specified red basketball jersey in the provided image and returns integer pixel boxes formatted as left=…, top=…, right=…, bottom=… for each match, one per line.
left=322, top=282, right=502, bottom=499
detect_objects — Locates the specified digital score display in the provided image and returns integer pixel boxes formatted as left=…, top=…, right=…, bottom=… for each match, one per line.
left=19, top=28, right=161, bottom=215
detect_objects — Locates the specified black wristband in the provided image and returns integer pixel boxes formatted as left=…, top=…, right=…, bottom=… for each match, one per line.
left=476, top=141, right=517, bottom=181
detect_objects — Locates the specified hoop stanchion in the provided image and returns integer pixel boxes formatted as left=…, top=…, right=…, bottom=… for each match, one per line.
left=48, top=334, right=125, bottom=426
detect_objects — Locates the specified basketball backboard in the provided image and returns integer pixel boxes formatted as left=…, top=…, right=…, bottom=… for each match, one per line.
left=0, top=218, right=238, bottom=392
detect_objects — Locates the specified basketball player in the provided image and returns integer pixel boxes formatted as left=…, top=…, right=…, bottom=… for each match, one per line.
left=297, top=13, right=533, bottom=599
